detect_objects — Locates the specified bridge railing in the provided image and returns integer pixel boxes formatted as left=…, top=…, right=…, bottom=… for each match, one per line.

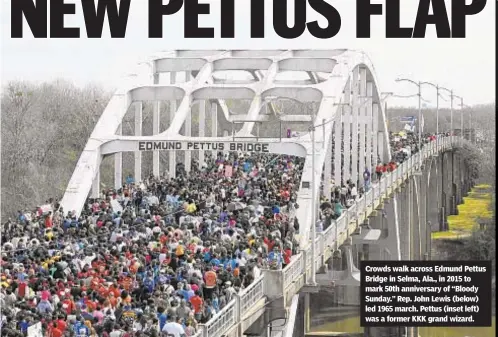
left=194, top=136, right=456, bottom=337
left=239, top=275, right=265, bottom=316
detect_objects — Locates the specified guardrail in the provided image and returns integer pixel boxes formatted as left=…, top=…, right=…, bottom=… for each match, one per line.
left=193, top=137, right=456, bottom=337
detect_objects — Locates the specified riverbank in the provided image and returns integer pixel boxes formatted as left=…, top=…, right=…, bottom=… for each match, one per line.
left=432, top=184, right=493, bottom=240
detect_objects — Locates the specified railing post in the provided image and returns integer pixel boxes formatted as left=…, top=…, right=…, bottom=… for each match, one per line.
left=200, top=325, right=208, bottom=337
left=335, top=219, right=340, bottom=250
left=234, top=293, right=243, bottom=337
left=300, top=249, right=308, bottom=283
left=363, top=194, right=368, bottom=221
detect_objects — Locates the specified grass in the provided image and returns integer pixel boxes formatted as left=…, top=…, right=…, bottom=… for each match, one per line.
left=432, top=184, right=493, bottom=240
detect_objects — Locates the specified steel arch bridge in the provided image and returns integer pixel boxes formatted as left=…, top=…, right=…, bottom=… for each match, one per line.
left=60, top=50, right=466, bottom=337
left=61, top=49, right=391, bottom=230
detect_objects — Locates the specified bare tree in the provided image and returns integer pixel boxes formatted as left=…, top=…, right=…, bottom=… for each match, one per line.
left=1, top=80, right=111, bottom=219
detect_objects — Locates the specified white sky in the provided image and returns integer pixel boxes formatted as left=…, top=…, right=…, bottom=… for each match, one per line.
left=0, top=0, right=495, bottom=107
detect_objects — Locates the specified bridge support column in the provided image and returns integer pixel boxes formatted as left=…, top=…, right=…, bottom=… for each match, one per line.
left=457, top=152, right=464, bottom=204
left=134, top=102, right=142, bottom=183
left=114, top=123, right=122, bottom=189
left=452, top=151, right=461, bottom=211
left=461, top=154, right=468, bottom=196
left=91, top=168, right=100, bottom=199
left=169, top=72, right=177, bottom=179
left=366, top=82, right=373, bottom=174
left=378, top=197, right=401, bottom=260
left=365, top=214, right=384, bottom=260
left=372, top=103, right=379, bottom=169
left=358, top=68, right=367, bottom=185
left=211, top=102, right=218, bottom=157
left=304, top=293, right=310, bottom=334
left=438, top=156, right=446, bottom=231
left=198, top=100, right=206, bottom=168
left=351, top=67, right=360, bottom=184
left=152, top=101, right=160, bottom=177
left=333, top=111, right=342, bottom=187
left=334, top=244, right=360, bottom=305
left=184, top=72, right=192, bottom=172
left=357, top=67, right=368, bottom=188
left=417, top=172, right=428, bottom=260
left=446, top=153, right=454, bottom=224
left=324, top=135, right=332, bottom=199
left=410, top=177, right=422, bottom=260
left=343, top=80, right=351, bottom=184
left=377, top=130, right=385, bottom=165
left=403, top=181, right=412, bottom=260
left=440, top=154, right=447, bottom=231
left=427, top=158, right=439, bottom=232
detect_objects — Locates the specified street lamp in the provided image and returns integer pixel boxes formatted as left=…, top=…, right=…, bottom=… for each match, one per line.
left=461, top=104, right=473, bottom=142
left=395, top=78, right=422, bottom=169
left=419, top=82, right=454, bottom=147
left=453, top=95, right=464, bottom=143
left=439, top=87, right=454, bottom=142
left=419, top=82, right=440, bottom=147
left=381, top=92, right=394, bottom=133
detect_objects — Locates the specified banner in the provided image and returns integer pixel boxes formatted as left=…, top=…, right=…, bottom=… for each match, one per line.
left=404, top=124, right=415, bottom=132
left=39, top=204, right=52, bottom=214
left=225, top=165, right=233, bottom=178
left=400, top=116, right=416, bottom=123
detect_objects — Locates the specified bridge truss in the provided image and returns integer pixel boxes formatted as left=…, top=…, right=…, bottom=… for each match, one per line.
left=61, top=49, right=392, bottom=241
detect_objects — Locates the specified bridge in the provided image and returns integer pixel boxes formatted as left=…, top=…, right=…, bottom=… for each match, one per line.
left=60, top=50, right=473, bottom=337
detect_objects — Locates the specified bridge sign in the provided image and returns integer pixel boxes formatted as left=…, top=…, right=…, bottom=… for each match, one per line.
left=400, top=116, right=416, bottom=123
left=138, top=141, right=270, bottom=153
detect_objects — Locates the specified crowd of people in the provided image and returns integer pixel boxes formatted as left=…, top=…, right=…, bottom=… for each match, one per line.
left=0, top=128, right=442, bottom=337
left=0, top=152, right=303, bottom=337
left=319, top=130, right=442, bottom=231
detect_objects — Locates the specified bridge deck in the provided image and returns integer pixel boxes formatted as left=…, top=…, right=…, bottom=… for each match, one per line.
left=192, top=138, right=454, bottom=337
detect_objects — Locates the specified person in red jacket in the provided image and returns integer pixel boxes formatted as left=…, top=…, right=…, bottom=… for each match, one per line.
left=375, top=164, right=383, bottom=180
left=44, top=212, right=53, bottom=228
left=282, top=246, right=292, bottom=268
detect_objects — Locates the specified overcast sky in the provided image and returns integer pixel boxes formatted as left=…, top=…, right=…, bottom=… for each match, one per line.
left=1, top=0, right=495, bottom=107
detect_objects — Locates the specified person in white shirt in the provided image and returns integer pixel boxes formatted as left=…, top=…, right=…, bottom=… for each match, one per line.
left=350, top=184, right=358, bottom=201
left=162, top=316, right=186, bottom=337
